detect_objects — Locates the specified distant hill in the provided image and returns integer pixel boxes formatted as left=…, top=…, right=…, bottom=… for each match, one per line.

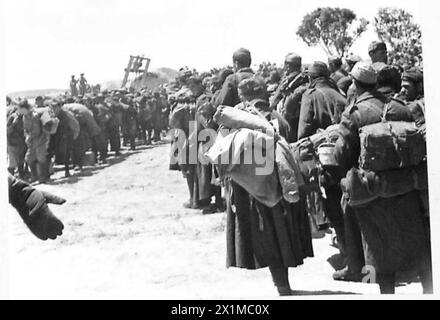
left=8, top=89, right=67, bottom=99
left=101, top=67, right=179, bottom=91
left=7, top=67, right=179, bottom=98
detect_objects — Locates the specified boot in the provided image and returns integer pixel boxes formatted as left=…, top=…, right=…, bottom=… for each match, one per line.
left=332, top=266, right=364, bottom=282
left=419, top=268, right=433, bottom=294
left=18, top=164, right=26, bottom=180
left=29, top=161, right=39, bottom=183
left=37, top=161, right=50, bottom=183
left=269, top=266, right=292, bottom=296
left=377, top=273, right=396, bottom=294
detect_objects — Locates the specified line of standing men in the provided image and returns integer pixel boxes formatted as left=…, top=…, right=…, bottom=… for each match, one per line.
left=168, top=42, right=431, bottom=295
left=7, top=87, right=170, bottom=183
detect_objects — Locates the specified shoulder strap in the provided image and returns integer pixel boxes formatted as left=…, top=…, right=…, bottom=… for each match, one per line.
left=381, top=102, right=390, bottom=122
left=416, top=100, right=425, bottom=117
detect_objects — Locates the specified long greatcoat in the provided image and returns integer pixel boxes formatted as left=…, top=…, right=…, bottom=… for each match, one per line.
left=334, top=90, right=431, bottom=274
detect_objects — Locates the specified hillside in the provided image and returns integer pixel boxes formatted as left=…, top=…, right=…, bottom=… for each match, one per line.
left=8, top=67, right=179, bottom=97
left=101, top=67, right=178, bottom=91
left=7, top=89, right=67, bottom=99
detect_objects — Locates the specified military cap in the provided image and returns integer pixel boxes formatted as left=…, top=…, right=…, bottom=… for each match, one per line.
left=18, top=99, right=31, bottom=109
left=232, top=48, right=251, bottom=64
left=46, top=98, right=62, bottom=107
left=285, top=53, right=302, bottom=65
left=308, top=61, right=330, bottom=78
left=328, top=56, right=342, bottom=65
left=350, top=62, right=377, bottom=85
left=187, top=75, right=203, bottom=85
left=368, top=41, right=387, bottom=54
left=402, top=67, right=423, bottom=84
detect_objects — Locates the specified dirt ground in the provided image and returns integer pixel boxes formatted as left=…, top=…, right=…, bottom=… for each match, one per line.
left=6, top=139, right=424, bottom=299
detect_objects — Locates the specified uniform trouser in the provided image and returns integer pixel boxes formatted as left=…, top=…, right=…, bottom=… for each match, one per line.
left=269, top=266, right=290, bottom=289
left=58, top=135, right=74, bottom=175
left=341, top=197, right=365, bottom=274
left=8, top=145, right=26, bottom=177
left=107, top=124, right=120, bottom=153
left=139, top=121, right=153, bottom=144
left=92, top=134, right=107, bottom=161
left=324, top=184, right=346, bottom=254
left=184, top=164, right=199, bottom=206
left=25, top=136, right=49, bottom=180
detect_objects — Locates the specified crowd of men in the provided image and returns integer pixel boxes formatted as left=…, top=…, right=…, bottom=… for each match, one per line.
left=167, top=42, right=430, bottom=295
left=6, top=40, right=431, bottom=296
left=6, top=86, right=170, bottom=183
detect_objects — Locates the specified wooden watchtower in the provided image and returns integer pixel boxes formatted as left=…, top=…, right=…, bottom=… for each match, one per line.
left=121, top=55, right=151, bottom=88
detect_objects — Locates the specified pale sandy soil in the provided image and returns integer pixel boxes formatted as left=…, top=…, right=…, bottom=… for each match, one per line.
left=6, top=140, right=424, bottom=299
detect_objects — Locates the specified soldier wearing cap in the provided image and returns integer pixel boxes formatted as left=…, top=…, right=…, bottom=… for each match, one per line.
left=372, top=63, right=404, bottom=100
left=332, top=62, right=432, bottom=293
left=225, top=75, right=312, bottom=297
left=296, top=61, right=347, bottom=273
left=214, top=48, right=254, bottom=107
left=399, top=67, right=424, bottom=102
left=297, top=61, right=346, bottom=140
left=79, top=73, right=88, bottom=96
left=270, top=53, right=309, bottom=142
left=7, top=99, right=28, bottom=179
left=70, top=75, right=79, bottom=97
left=47, top=98, right=80, bottom=178
left=187, top=76, right=224, bottom=213
left=35, top=96, right=45, bottom=108
left=151, top=91, right=163, bottom=142
left=237, top=76, right=291, bottom=139
left=328, top=56, right=348, bottom=84
left=210, top=69, right=233, bottom=104
left=18, top=99, right=58, bottom=183
left=400, top=67, right=426, bottom=134
left=270, top=53, right=303, bottom=109
left=119, top=94, right=138, bottom=151
left=368, top=41, right=388, bottom=64
left=168, top=73, right=199, bottom=208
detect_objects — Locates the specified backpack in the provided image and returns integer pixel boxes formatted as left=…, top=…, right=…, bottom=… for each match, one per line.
left=358, top=103, right=426, bottom=172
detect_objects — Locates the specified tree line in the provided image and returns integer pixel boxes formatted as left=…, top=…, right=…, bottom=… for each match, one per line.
left=296, top=7, right=422, bottom=68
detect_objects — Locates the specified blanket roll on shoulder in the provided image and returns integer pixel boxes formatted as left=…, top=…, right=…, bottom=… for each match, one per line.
left=36, top=107, right=60, bottom=135
left=214, top=106, right=274, bottom=134
left=63, top=103, right=101, bottom=137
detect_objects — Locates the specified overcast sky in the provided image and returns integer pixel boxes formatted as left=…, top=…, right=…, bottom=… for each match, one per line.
left=2, top=0, right=424, bottom=92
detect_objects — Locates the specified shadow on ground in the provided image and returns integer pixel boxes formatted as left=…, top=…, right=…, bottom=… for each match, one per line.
left=46, top=141, right=170, bottom=186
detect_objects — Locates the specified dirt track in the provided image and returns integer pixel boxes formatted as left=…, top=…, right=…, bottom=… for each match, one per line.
left=6, top=140, right=424, bottom=298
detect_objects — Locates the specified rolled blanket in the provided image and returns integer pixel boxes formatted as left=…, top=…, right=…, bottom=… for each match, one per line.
left=214, top=106, right=274, bottom=135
